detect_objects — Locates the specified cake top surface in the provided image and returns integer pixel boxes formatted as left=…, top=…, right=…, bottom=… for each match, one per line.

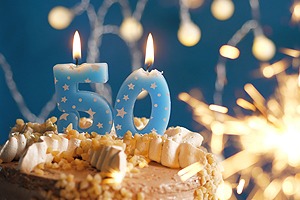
left=0, top=117, right=223, bottom=199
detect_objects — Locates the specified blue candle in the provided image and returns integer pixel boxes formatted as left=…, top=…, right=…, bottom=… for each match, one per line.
left=114, top=34, right=171, bottom=136
left=53, top=31, right=113, bottom=134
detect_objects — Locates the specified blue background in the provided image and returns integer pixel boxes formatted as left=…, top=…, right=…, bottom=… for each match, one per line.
left=0, top=0, right=299, bottom=144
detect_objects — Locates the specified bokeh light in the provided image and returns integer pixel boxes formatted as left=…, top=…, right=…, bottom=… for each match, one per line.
left=182, top=0, right=204, bottom=9
left=252, top=35, right=276, bottom=61
left=216, top=181, right=233, bottom=200
left=211, top=0, right=235, bottom=21
left=291, top=2, right=300, bottom=23
left=219, top=45, right=240, bottom=59
left=120, top=17, right=143, bottom=43
left=48, top=6, right=73, bottom=30
left=177, top=21, right=201, bottom=46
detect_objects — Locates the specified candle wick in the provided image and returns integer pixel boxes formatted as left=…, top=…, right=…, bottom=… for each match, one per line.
left=75, top=58, right=79, bottom=66
left=144, top=62, right=153, bottom=71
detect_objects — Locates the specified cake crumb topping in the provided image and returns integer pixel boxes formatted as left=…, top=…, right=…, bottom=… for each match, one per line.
left=0, top=117, right=223, bottom=200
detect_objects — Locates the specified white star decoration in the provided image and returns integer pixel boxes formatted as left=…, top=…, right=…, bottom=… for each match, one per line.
left=85, top=78, right=91, bottom=83
left=59, top=113, right=69, bottom=120
left=116, top=124, right=122, bottom=130
left=86, top=108, right=96, bottom=118
left=123, top=95, right=129, bottom=101
left=116, top=107, right=127, bottom=118
left=128, top=83, right=135, bottom=90
left=61, top=96, right=67, bottom=103
left=150, top=82, right=157, bottom=89
left=97, top=123, right=103, bottom=128
left=62, top=84, right=69, bottom=91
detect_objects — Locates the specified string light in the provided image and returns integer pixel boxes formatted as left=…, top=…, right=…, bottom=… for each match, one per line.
left=291, top=1, right=300, bottom=23
left=252, top=35, right=276, bottom=61
left=120, top=17, right=143, bottom=42
left=216, top=182, right=233, bottom=200
left=182, top=0, right=204, bottom=9
left=48, top=6, right=73, bottom=30
left=178, top=21, right=201, bottom=46
left=211, top=0, right=235, bottom=21
left=178, top=0, right=201, bottom=46
left=219, top=45, right=240, bottom=59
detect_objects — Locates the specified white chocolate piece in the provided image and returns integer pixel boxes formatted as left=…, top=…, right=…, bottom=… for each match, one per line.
left=15, top=134, right=27, bottom=160
left=90, top=146, right=103, bottom=168
left=110, top=151, right=127, bottom=179
left=178, top=143, right=207, bottom=168
left=18, top=141, right=48, bottom=173
left=161, top=139, right=180, bottom=168
left=89, top=145, right=127, bottom=181
left=95, top=146, right=109, bottom=169
left=110, top=151, right=126, bottom=171
left=91, top=147, right=102, bottom=167
left=101, top=146, right=122, bottom=173
left=0, top=137, right=18, bottom=162
left=148, top=137, right=163, bottom=163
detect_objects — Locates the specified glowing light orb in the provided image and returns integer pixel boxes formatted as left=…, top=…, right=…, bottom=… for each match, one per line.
left=177, top=21, right=201, bottom=47
left=291, top=2, right=300, bottom=23
left=216, top=181, right=232, bottom=200
left=252, top=35, right=276, bottom=61
left=211, top=0, right=234, bottom=21
left=182, top=0, right=204, bottom=9
left=120, top=17, right=143, bottom=42
left=282, top=176, right=297, bottom=196
left=219, top=45, right=240, bottom=59
left=48, top=6, right=73, bottom=30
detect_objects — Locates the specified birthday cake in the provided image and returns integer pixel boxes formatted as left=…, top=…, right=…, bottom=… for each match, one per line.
left=0, top=117, right=223, bottom=200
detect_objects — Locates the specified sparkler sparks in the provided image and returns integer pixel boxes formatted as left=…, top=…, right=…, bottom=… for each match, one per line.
left=179, top=68, right=300, bottom=199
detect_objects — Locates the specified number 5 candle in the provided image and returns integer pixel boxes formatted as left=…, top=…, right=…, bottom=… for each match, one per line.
left=53, top=31, right=113, bottom=134
left=114, top=34, right=171, bottom=136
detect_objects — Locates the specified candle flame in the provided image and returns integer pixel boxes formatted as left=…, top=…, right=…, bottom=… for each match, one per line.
left=145, top=33, right=154, bottom=70
left=73, top=31, right=81, bottom=62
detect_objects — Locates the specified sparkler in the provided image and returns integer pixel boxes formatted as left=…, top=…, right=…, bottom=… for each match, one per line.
left=179, top=58, right=300, bottom=199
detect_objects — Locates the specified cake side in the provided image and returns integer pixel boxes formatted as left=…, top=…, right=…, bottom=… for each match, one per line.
left=0, top=117, right=223, bottom=199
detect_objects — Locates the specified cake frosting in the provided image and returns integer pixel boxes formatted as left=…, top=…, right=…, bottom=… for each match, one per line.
left=0, top=117, right=223, bottom=199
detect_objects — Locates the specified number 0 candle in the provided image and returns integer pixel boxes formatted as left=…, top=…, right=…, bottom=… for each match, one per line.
left=114, top=34, right=171, bottom=136
left=53, top=31, right=113, bottom=134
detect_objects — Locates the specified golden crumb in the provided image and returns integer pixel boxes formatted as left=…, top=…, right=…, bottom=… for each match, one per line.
left=137, top=192, right=145, bottom=200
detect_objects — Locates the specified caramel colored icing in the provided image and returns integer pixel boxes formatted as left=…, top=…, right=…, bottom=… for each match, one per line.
left=0, top=162, right=199, bottom=200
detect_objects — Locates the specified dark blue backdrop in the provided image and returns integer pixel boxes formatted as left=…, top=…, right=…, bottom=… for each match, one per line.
left=0, top=0, right=299, bottom=144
